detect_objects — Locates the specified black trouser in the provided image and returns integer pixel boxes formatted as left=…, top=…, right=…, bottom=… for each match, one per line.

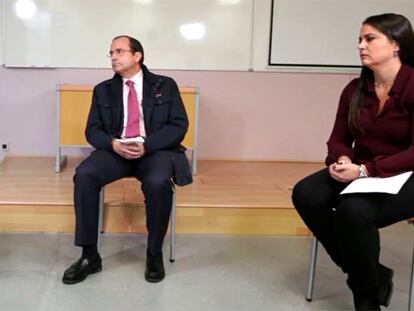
left=73, top=149, right=174, bottom=256
left=292, top=168, right=414, bottom=295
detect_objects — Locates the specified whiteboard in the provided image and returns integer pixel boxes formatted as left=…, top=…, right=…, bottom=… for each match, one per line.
left=0, top=0, right=3, bottom=65
left=3, top=0, right=254, bottom=70
left=269, top=0, right=414, bottom=68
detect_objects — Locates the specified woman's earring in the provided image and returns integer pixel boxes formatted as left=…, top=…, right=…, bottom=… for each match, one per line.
left=394, top=50, right=399, bottom=57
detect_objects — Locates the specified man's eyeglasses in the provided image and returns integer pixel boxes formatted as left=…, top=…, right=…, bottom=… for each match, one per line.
left=107, top=48, right=133, bottom=57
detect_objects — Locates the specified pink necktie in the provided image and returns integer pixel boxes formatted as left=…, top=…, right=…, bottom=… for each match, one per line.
left=125, top=80, right=140, bottom=138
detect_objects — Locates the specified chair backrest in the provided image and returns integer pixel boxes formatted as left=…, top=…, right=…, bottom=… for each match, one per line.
left=178, top=87, right=199, bottom=149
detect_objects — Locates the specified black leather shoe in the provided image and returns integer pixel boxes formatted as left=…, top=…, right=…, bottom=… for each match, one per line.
left=62, top=255, right=102, bottom=285
left=378, top=264, right=393, bottom=307
left=145, top=252, right=165, bottom=283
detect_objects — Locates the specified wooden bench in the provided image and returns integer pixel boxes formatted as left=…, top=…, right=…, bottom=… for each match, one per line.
left=56, top=84, right=199, bottom=174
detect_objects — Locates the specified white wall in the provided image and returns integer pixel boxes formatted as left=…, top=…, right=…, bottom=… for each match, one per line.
left=0, top=0, right=360, bottom=162
left=0, top=66, right=355, bottom=161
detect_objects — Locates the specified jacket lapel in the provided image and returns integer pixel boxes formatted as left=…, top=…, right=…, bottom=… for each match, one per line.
left=142, top=65, right=160, bottom=132
left=142, top=80, right=154, bottom=132
left=110, top=74, right=124, bottom=135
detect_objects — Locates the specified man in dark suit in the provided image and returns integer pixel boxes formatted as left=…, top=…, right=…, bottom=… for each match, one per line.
left=62, top=35, right=192, bottom=285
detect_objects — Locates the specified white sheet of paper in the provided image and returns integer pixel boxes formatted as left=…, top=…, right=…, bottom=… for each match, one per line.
left=116, top=137, right=144, bottom=144
left=340, top=171, right=413, bottom=195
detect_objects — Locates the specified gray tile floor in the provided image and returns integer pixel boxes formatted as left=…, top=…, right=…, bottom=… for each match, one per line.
left=0, top=222, right=412, bottom=311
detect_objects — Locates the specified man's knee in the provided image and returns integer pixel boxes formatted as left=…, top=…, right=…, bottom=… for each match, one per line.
left=142, top=175, right=172, bottom=194
left=73, top=162, right=101, bottom=185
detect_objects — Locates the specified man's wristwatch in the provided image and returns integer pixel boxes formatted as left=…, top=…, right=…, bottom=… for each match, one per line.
left=358, top=165, right=368, bottom=178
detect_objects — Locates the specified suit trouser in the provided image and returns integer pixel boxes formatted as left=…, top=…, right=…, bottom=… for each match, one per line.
left=292, top=168, right=414, bottom=295
left=73, top=149, right=174, bottom=256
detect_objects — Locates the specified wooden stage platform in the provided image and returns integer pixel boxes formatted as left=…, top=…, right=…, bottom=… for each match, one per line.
left=0, top=157, right=324, bottom=235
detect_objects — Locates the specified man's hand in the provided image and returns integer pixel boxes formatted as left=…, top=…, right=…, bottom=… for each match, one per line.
left=112, top=139, right=146, bottom=160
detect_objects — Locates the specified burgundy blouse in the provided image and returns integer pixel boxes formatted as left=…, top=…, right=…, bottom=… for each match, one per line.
left=326, top=64, right=414, bottom=177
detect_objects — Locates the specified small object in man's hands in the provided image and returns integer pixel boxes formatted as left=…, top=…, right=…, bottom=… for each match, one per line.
left=116, top=137, right=144, bottom=144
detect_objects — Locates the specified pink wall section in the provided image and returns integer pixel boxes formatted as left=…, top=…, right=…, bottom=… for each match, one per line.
left=0, top=67, right=357, bottom=161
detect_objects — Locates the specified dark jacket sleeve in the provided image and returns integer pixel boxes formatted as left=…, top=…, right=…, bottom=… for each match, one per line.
left=85, top=84, right=115, bottom=151
left=144, top=77, right=189, bottom=154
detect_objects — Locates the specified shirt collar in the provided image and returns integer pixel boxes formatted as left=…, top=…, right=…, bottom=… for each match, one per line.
left=366, top=63, right=412, bottom=96
left=122, top=69, right=143, bottom=86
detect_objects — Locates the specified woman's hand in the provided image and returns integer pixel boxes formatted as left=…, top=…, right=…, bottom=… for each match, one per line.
left=337, top=155, right=352, bottom=164
left=329, top=162, right=360, bottom=183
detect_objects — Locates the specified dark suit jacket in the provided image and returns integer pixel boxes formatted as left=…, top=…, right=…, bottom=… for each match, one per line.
left=85, top=65, right=192, bottom=186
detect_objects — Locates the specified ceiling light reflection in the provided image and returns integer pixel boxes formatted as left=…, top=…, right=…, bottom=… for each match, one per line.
left=15, top=0, right=37, bottom=19
left=179, top=23, right=206, bottom=40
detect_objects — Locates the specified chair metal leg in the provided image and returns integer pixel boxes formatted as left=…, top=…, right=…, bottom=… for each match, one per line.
left=306, top=236, right=319, bottom=302
left=169, top=189, right=176, bottom=262
left=95, top=185, right=176, bottom=262
left=191, top=149, right=197, bottom=175
left=97, top=188, right=104, bottom=253
left=409, top=222, right=414, bottom=311
left=305, top=222, right=414, bottom=308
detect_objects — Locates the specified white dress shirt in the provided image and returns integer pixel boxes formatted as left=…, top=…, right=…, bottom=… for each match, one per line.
left=121, top=70, right=146, bottom=138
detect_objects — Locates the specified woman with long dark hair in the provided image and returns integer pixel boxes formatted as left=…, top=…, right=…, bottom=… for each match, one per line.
left=292, top=13, right=414, bottom=311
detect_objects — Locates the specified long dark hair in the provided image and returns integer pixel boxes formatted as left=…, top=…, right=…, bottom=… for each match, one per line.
left=349, top=13, right=414, bottom=130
